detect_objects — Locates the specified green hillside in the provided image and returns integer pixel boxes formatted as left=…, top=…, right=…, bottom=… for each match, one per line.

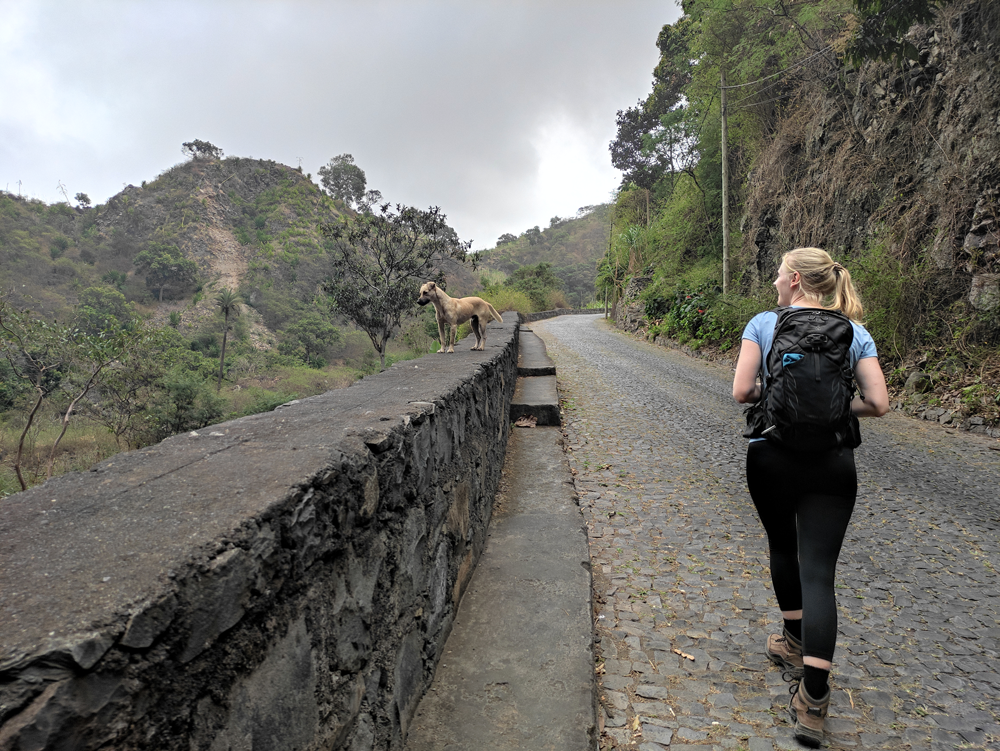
left=474, top=204, right=611, bottom=307
left=2, top=158, right=336, bottom=318
left=0, top=151, right=480, bottom=492
left=1, top=153, right=478, bottom=346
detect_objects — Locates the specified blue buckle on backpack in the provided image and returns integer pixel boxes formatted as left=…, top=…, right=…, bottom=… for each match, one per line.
left=782, top=353, right=804, bottom=366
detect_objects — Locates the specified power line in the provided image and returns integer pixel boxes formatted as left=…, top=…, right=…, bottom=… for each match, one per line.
left=733, top=69, right=840, bottom=110
left=719, top=46, right=833, bottom=90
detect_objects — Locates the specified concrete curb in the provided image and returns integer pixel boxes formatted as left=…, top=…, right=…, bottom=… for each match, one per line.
left=405, top=322, right=598, bottom=750
left=405, top=426, right=598, bottom=751
left=511, top=327, right=561, bottom=426
left=517, top=325, right=557, bottom=377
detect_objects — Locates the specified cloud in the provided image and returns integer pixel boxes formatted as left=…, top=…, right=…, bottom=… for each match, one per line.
left=0, top=0, right=681, bottom=247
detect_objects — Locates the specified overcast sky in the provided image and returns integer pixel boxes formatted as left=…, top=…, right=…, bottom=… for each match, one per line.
left=1, top=1, right=681, bottom=250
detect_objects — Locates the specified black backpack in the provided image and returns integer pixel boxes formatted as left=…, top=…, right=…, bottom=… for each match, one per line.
left=744, top=307, right=860, bottom=451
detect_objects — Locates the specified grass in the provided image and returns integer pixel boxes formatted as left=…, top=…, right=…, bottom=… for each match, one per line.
left=0, top=416, right=121, bottom=496
left=0, top=362, right=368, bottom=495
left=0, top=331, right=461, bottom=494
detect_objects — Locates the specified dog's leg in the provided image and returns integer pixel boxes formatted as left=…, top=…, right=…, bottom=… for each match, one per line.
left=471, top=315, right=483, bottom=350
left=435, top=310, right=448, bottom=354
left=447, top=322, right=456, bottom=353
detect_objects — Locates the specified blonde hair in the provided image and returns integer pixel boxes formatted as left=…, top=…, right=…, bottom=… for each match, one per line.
left=783, top=247, right=864, bottom=321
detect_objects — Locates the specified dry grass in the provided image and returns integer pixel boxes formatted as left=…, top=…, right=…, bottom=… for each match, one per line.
left=0, top=415, right=121, bottom=496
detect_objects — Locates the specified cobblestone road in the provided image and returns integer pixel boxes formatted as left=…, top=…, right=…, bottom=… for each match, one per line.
left=531, top=314, right=1000, bottom=751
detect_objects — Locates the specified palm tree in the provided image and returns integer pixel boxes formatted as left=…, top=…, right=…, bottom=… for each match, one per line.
left=215, top=288, right=242, bottom=391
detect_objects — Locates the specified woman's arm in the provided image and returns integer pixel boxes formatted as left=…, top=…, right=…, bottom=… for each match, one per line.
left=733, top=339, right=763, bottom=404
left=853, top=356, right=889, bottom=417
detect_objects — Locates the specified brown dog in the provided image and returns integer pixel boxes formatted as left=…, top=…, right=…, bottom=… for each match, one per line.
left=417, top=281, right=503, bottom=352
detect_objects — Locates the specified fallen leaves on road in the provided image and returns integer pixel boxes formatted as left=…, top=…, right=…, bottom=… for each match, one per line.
left=673, top=648, right=695, bottom=661
left=514, top=415, right=537, bottom=427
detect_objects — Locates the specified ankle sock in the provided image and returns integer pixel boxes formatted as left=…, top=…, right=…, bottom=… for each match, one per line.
left=783, top=618, right=802, bottom=641
left=803, top=665, right=829, bottom=699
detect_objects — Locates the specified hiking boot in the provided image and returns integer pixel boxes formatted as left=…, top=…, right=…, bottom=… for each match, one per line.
left=766, top=628, right=804, bottom=677
left=788, top=678, right=830, bottom=748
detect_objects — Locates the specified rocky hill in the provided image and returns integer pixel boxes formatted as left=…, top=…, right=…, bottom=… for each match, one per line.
left=1, top=155, right=480, bottom=346
left=743, top=1, right=999, bottom=304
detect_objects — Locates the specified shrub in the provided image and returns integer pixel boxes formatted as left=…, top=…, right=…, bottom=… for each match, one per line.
left=51, top=257, right=77, bottom=278
left=484, top=288, right=533, bottom=316
left=848, top=241, right=931, bottom=363
left=148, top=369, right=225, bottom=441
left=229, top=387, right=298, bottom=417
left=50, top=236, right=70, bottom=259
left=190, top=332, right=220, bottom=358
left=546, top=290, right=571, bottom=310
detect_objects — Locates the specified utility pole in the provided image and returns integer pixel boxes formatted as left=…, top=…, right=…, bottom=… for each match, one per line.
left=606, top=214, right=613, bottom=319
left=721, top=66, right=730, bottom=294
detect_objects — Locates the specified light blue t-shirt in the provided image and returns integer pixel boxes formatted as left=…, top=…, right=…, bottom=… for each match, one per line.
left=742, top=307, right=878, bottom=382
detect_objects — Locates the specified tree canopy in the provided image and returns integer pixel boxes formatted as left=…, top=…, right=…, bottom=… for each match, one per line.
left=75, top=286, right=135, bottom=335
left=133, top=243, right=199, bottom=301
left=505, top=263, right=563, bottom=310
left=318, top=154, right=367, bottom=208
left=320, top=204, right=471, bottom=370
left=279, top=312, right=341, bottom=368
left=181, top=140, right=224, bottom=160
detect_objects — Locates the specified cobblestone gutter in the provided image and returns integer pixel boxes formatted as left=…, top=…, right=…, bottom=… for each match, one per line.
left=0, top=320, right=519, bottom=750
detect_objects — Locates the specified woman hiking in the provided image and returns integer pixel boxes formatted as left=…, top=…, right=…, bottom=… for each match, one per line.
left=732, top=247, right=889, bottom=747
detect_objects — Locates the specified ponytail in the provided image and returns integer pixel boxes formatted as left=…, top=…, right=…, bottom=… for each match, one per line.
left=830, top=263, right=864, bottom=321
left=783, top=248, right=864, bottom=321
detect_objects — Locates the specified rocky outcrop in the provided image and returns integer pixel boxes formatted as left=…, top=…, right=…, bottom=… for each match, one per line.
left=740, top=0, right=1000, bottom=308
left=0, top=321, right=519, bottom=750
left=614, top=275, right=652, bottom=333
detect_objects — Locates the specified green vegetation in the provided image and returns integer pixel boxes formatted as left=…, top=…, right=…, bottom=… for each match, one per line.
left=599, top=0, right=999, bottom=424
left=848, top=0, right=958, bottom=64
left=318, top=153, right=368, bottom=209
left=181, top=139, right=224, bottom=161
left=278, top=311, right=342, bottom=368
left=215, top=288, right=242, bottom=390
left=475, top=205, right=611, bottom=308
left=481, top=262, right=569, bottom=313
left=134, top=243, right=199, bottom=301
left=0, top=149, right=467, bottom=493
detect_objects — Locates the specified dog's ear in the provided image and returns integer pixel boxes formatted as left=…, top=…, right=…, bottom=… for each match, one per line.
left=427, top=282, right=436, bottom=290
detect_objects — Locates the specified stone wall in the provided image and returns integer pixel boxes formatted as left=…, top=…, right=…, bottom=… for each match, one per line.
left=612, top=276, right=652, bottom=334
left=0, top=320, right=520, bottom=751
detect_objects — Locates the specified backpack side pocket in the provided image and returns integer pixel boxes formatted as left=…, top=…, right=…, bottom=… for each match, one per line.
left=743, top=400, right=767, bottom=439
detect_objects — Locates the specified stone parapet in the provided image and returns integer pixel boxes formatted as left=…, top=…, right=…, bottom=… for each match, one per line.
left=0, top=320, right=520, bottom=750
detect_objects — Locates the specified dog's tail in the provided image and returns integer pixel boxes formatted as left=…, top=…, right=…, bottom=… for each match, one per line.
left=487, top=303, right=503, bottom=323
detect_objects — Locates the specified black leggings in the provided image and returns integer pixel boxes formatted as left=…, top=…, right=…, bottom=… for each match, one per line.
left=746, top=440, right=857, bottom=663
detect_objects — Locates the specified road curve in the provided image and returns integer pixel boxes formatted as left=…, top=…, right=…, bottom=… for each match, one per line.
left=532, top=313, right=1000, bottom=751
